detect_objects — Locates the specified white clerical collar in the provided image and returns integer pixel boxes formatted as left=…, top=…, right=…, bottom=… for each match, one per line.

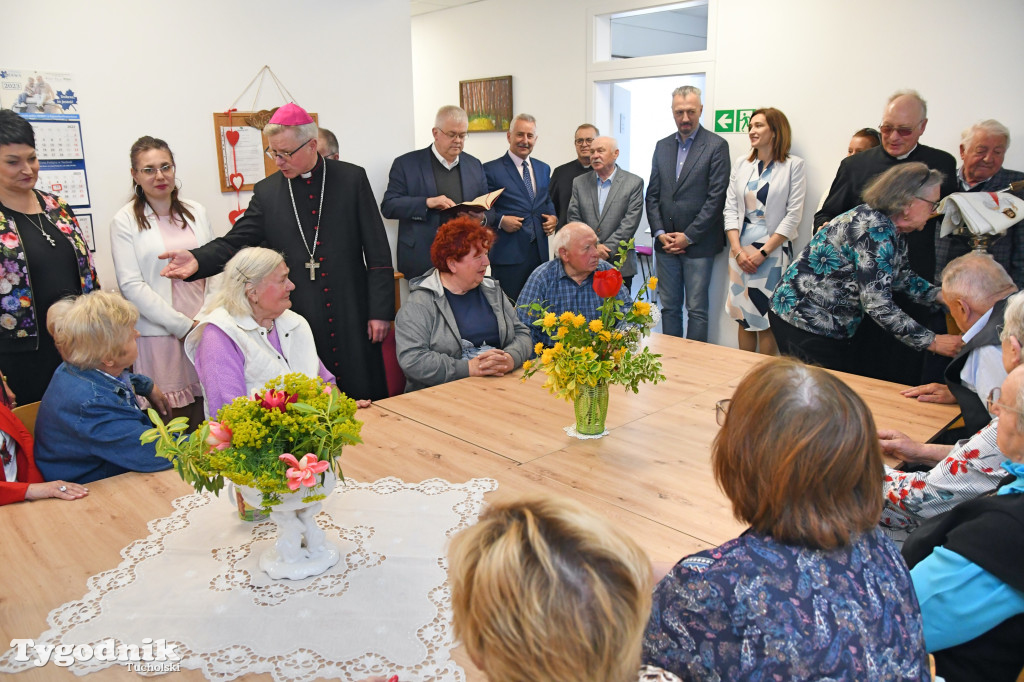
left=299, top=155, right=323, bottom=179
left=431, top=144, right=459, bottom=171
left=895, top=144, right=918, bottom=160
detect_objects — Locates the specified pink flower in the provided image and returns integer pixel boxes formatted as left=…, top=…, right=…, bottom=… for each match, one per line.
left=255, top=389, right=297, bottom=412
left=42, top=195, right=58, bottom=210
left=279, top=453, right=330, bottom=491
left=323, top=384, right=334, bottom=395
left=205, top=421, right=232, bottom=450
left=0, top=233, right=19, bottom=250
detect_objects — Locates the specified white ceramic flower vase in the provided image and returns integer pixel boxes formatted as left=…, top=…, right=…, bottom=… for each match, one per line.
left=237, top=471, right=341, bottom=580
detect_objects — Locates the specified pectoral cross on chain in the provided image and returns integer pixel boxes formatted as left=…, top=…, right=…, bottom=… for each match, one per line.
left=305, top=259, right=320, bottom=280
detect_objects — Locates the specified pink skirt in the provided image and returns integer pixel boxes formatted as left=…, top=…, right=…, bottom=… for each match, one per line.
left=134, top=335, right=201, bottom=409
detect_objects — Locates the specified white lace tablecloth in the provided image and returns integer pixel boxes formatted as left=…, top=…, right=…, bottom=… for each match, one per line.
left=0, top=476, right=497, bottom=681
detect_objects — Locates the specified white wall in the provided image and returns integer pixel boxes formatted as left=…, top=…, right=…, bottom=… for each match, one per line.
left=5, top=0, right=414, bottom=288
left=413, top=0, right=1024, bottom=346
left=412, top=1, right=591, bottom=166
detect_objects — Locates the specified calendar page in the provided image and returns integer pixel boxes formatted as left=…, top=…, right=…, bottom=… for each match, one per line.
left=31, top=120, right=84, bottom=160
left=36, top=160, right=90, bottom=207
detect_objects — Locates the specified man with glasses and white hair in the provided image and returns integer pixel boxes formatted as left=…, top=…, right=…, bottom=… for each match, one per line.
left=816, top=90, right=958, bottom=280
left=159, top=103, right=395, bottom=401
left=381, top=105, right=491, bottom=280
left=815, top=90, right=958, bottom=385
left=935, top=120, right=1024, bottom=287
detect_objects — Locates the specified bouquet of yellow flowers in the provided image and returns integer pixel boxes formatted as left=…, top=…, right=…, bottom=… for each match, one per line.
left=142, top=373, right=363, bottom=508
left=520, top=241, right=665, bottom=402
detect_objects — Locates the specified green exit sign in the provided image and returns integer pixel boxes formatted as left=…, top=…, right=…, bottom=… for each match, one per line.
left=715, top=109, right=756, bottom=133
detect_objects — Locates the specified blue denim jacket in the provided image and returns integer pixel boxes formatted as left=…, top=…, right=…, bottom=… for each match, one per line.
left=34, top=363, right=171, bottom=484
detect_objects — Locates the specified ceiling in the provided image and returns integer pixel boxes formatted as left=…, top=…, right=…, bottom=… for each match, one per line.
left=410, top=0, right=484, bottom=16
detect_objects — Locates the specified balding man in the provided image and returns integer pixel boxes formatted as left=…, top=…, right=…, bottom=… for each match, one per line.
left=382, top=105, right=491, bottom=280
left=815, top=90, right=958, bottom=384
left=902, top=252, right=1017, bottom=437
left=567, top=136, right=644, bottom=291
left=935, top=120, right=1024, bottom=286
left=317, top=127, right=339, bottom=160
left=516, top=222, right=628, bottom=346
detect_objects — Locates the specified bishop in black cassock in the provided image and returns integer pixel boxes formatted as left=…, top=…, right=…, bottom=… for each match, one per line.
left=164, top=105, right=394, bottom=400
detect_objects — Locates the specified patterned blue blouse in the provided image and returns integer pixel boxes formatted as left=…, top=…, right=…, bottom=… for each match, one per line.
left=643, top=527, right=930, bottom=681
left=770, top=204, right=939, bottom=350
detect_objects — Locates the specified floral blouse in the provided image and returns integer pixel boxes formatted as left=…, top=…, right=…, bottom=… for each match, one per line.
left=0, top=191, right=98, bottom=342
left=770, top=204, right=939, bottom=350
left=882, top=419, right=1007, bottom=542
left=643, top=527, right=930, bottom=682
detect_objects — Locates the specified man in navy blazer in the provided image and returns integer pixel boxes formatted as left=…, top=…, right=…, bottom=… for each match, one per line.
left=646, top=85, right=730, bottom=341
left=381, top=105, right=491, bottom=280
left=484, top=113, right=557, bottom=302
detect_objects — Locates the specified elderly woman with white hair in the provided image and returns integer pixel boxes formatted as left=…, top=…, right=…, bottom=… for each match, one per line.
left=186, top=247, right=369, bottom=417
left=33, top=291, right=173, bottom=484
left=769, top=162, right=964, bottom=374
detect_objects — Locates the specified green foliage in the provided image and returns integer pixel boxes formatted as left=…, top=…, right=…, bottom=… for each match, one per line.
left=142, top=373, right=363, bottom=508
left=520, top=239, right=666, bottom=401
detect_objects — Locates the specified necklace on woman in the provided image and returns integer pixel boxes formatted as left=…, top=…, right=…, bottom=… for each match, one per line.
left=23, top=211, right=56, bottom=247
left=286, top=159, right=326, bottom=281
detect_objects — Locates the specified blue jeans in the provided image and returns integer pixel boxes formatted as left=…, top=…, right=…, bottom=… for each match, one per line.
left=656, top=252, right=714, bottom=341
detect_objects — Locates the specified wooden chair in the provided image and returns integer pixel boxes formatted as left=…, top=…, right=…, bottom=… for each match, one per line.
left=11, top=401, right=40, bottom=437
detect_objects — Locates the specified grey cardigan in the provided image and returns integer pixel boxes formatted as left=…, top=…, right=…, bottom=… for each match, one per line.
left=395, top=269, right=533, bottom=392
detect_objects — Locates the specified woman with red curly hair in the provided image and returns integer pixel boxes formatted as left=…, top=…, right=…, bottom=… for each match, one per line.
left=395, top=216, right=532, bottom=391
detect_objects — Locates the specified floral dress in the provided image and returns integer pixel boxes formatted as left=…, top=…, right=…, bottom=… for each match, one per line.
left=0, top=191, right=98, bottom=402
left=881, top=419, right=1007, bottom=544
left=725, top=161, right=793, bottom=331
left=643, top=527, right=930, bottom=681
left=770, top=204, right=938, bottom=349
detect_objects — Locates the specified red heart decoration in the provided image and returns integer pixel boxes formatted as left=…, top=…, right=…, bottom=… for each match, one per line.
left=226, top=130, right=240, bottom=147
left=228, top=209, right=245, bottom=224
left=229, top=173, right=244, bottom=191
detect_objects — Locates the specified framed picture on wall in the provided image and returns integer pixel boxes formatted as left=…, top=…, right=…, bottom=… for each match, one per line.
left=459, top=76, right=513, bottom=133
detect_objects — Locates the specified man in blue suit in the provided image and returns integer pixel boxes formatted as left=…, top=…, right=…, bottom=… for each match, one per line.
left=381, top=105, right=491, bottom=279
left=484, top=113, right=557, bottom=302
left=646, top=85, right=730, bottom=341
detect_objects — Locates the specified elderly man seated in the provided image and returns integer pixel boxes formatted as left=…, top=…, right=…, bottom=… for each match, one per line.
left=516, top=221, right=629, bottom=347
left=880, top=289, right=1024, bottom=544
left=902, top=253, right=1016, bottom=438
left=935, top=119, right=1024, bottom=286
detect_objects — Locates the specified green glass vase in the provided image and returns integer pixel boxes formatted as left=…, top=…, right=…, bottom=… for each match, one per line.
left=574, top=381, right=609, bottom=435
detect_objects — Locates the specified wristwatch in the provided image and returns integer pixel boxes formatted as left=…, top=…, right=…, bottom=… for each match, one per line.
left=759, top=248, right=768, bottom=258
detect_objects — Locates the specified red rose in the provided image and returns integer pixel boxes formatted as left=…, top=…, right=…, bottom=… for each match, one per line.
left=592, top=269, right=623, bottom=298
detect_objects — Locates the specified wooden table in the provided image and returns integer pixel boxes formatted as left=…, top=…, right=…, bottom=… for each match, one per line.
left=0, top=335, right=958, bottom=681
